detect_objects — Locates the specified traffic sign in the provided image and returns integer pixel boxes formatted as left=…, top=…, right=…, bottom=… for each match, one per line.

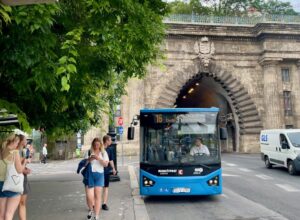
left=118, top=117, right=123, bottom=126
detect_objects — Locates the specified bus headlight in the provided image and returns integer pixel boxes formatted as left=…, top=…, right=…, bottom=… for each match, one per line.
left=207, top=176, right=219, bottom=186
left=143, top=176, right=155, bottom=187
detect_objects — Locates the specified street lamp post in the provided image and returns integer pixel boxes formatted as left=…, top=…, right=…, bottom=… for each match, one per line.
left=107, top=125, right=120, bottom=181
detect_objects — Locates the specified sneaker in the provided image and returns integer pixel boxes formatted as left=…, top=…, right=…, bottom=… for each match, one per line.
left=102, top=204, right=109, bottom=211
left=87, top=210, right=93, bottom=220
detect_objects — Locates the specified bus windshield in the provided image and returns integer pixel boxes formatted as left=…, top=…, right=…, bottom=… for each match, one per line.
left=287, top=132, right=300, bottom=148
left=140, top=111, right=220, bottom=165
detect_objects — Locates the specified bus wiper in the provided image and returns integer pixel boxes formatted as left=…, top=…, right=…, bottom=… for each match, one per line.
left=196, top=163, right=211, bottom=170
left=181, top=162, right=211, bottom=170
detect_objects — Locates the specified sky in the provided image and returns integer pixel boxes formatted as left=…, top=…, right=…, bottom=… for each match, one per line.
left=282, top=0, right=300, bottom=12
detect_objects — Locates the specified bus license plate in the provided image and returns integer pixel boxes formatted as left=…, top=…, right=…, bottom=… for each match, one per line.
left=172, top=187, right=191, bottom=193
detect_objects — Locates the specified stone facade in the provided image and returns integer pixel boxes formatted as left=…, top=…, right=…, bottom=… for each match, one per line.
left=121, top=21, right=300, bottom=153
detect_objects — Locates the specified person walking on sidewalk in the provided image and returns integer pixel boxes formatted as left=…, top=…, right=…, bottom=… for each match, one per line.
left=102, top=135, right=117, bottom=211
left=41, top=143, right=47, bottom=164
left=17, top=135, right=31, bottom=220
left=84, top=138, right=109, bottom=220
left=0, top=133, right=26, bottom=220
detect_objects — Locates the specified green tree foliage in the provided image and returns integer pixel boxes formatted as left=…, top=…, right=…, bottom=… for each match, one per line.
left=0, top=3, right=11, bottom=32
left=0, top=0, right=168, bottom=136
left=169, top=0, right=297, bottom=16
left=169, top=0, right=212, bottom=15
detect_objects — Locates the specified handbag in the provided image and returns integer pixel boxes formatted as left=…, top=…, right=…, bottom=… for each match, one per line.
left=2, top=152, right=24, bottom=194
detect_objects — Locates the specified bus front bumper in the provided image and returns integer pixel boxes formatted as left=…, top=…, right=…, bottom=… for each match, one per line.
left=140, top=169, right=222, bottom=196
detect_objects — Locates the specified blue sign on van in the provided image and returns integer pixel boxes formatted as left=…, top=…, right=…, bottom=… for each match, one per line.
left=261, top=134, right=268, bottom=142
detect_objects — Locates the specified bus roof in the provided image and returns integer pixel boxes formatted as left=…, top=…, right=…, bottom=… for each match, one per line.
left=140, top=108, right=219, bottom=113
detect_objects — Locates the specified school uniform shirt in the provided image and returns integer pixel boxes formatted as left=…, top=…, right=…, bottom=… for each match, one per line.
left=89, top=151, right=109, bottom=173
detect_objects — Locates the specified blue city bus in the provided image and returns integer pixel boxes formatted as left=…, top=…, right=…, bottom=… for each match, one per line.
left=137, top=108, right=226, bottom=196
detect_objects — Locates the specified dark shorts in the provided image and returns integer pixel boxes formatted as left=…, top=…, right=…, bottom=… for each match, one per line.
left=104, top=173, right=110, bottom=187
left=0, top=181, right=20, bottom=198
left=85, top=172, right=104, bottom=188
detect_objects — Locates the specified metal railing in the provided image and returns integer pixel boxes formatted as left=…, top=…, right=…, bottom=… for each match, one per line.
left=164, top=14, right=300, bottom=25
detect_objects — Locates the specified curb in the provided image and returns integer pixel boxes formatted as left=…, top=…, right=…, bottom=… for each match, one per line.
left=128, top=165, right=150, bottom=220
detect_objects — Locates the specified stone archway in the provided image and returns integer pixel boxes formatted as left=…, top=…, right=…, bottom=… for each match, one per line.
left=155, top=60, right=262, bottom=152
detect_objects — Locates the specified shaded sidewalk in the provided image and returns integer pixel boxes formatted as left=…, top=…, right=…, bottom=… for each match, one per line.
left=23, top=165, right=137, bottom=220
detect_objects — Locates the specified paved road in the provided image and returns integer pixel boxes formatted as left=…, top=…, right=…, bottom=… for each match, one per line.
left=143, top=153, right=300, bottom=220
left=13, top=154, right=300, bottom=220
left=222, top=153, right=300, bottom=220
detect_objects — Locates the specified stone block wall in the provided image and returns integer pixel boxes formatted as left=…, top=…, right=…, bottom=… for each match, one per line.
left=120, top=22, right=300, bottom=153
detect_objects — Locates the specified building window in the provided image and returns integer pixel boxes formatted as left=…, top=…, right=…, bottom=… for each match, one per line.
left=283, top=91, right=292, bottom=116
left=281, top=68, right=290, bottom=82
left=285, top=125, right=294, bottom=129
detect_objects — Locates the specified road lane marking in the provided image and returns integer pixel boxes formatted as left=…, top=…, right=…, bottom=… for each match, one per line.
left=30, top=171, right=75, bottom=176
left=222, top=187, right=289, bottom=220
left=125, top=161, right=139, bottom=165
left=226, top=163, right=237, bottom=167
left=222, top=173, right=239, bottom=177
left=275, top=184, right=300, bottom=192
left=255, top=174, right=273, bottom=180
left=221, top=194, right=228, bottom=198
left=239, top=168, right=252, bottom=172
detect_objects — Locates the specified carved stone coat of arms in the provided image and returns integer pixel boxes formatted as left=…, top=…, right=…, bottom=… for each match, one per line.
left=194, top=37, right=215, bottom=68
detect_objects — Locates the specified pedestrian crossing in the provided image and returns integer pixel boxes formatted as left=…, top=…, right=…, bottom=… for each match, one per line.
left=27, top=160, right=78, bottom=176
left=26, top=159, right=132, bottom=177
left=255, top=174, right=273, bottom=180
left=222, top=161, right=300, bottom=193
left=26, top=158, right=299, bottom=194
left=275, top=184, right=300, bottom=192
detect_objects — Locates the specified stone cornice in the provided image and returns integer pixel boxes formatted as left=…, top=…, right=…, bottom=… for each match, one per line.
left=166, top=23, right=300, bottom=40
left=259, top=58, right=282, bottom=67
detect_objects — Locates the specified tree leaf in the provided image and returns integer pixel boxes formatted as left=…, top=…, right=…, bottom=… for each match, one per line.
left=59, top=56, right=68, bottom=64
left=66, top=64, right=77, bottom=73
left=56, top=66, right=66, bottom=75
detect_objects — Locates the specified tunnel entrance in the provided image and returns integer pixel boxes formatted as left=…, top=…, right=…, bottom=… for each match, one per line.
left=175, top=73, right=238, bottom=152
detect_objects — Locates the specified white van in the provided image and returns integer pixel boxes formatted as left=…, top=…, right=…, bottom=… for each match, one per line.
left=260, top=129, right=300, bottom=175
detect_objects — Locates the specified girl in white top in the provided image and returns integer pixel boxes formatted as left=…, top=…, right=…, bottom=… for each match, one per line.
left=84, top=138, right=109, bottom=220
left=0, top=133, right=27, bottom=220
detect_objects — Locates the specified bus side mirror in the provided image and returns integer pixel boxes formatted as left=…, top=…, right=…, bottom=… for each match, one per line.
left=127, top=127, right=135, bottom=140
left=220, top=128, right=228, bottom=140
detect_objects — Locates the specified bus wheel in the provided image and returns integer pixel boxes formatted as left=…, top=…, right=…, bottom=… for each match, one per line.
left=265, top=156, right=272, bottom=169
left=288, top=161, right=296, bottom=175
